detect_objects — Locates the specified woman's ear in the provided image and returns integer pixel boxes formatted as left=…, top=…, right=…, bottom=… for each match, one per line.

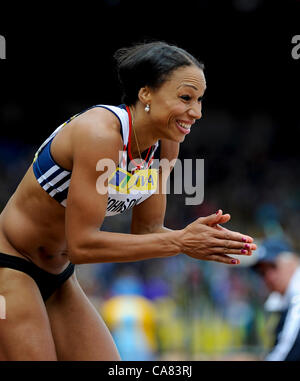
left=138, top=86, right=152, bottom=106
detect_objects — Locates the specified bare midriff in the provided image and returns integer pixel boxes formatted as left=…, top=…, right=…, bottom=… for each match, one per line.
left=0, top=164, right=70, bottom=274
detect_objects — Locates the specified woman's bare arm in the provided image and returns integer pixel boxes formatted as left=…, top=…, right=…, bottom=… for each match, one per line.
left=65, top=114, right=255, bottom=265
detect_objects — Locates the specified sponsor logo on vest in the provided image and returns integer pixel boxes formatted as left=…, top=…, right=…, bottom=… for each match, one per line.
left=108, top=168, right=158, bottom=194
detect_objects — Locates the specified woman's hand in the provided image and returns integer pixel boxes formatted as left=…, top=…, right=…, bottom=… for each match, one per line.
left=180, top=210, right=256, bottom=265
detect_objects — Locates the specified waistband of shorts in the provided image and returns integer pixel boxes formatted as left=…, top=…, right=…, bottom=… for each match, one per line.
left=0, top=252, right=75, bottom=280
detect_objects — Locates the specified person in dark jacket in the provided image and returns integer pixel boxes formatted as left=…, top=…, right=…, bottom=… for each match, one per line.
left=253, top=237, right=300, bottom=361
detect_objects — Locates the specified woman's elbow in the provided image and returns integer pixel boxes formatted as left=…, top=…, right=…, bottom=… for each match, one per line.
left=66, top=234, right=93, bottom=264
left=66, top=230, right=107, bottom=264
left=67, top=244, right=87, bottom=264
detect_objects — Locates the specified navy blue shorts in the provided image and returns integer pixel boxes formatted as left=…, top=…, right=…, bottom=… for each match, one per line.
left=0, top=252, right=75, bottom=301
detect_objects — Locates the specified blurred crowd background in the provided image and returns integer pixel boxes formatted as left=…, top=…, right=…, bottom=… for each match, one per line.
left=1, top=0, right=300, bottom=360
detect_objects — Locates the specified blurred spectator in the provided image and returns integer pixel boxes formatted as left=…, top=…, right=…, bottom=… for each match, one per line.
left=101, top=270, right=158, bottom=360
left=252, top=237, right=300, bottom=361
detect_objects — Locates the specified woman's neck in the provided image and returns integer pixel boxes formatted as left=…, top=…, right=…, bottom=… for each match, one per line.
left=128, top=103, right=159, bottom=159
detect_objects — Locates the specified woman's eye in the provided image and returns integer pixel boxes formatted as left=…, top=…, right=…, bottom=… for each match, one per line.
left=180, top=95, right=191, bottom=101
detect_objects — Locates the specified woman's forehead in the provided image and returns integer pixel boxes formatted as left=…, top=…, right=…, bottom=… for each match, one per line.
left=168, top=66, right=206, bottom=90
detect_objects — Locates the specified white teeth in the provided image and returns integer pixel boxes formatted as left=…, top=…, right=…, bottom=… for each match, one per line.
left=177, top=121, right=191, bottom=129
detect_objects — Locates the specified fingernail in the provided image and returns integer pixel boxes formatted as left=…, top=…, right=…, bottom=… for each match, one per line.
left=245, top=244, right=250, bottom=249
left=241, top=249, right=246, bottom=254
left=242, top=237, right=247, bottom=242
left=231, top=259, right=238, bottom=264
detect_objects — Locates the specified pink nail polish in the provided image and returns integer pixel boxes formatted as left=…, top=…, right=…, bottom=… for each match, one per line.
left=242, top=237, right=247, bottom=242
left=241, top=249, right=246, bottom=254
left=245, top=244, right=250, bottom=249
left=231, top=259, right=237, bottom=264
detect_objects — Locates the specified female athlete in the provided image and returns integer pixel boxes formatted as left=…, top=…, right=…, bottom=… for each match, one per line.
left=0, top=41, right=256, bottom=360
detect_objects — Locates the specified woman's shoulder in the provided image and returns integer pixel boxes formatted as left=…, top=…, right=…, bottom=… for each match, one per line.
left=70, top=106, right=124, bottom=146
left=64, top=105, right=124, bottom=165
left=73, top=105, right=122, bottom=130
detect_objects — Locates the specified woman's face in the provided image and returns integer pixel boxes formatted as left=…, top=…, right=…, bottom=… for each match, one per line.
left=147, top=65, right=206, bottom=142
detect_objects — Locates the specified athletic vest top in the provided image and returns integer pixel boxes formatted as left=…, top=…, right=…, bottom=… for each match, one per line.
left=32, top=104, right=160, bottom=217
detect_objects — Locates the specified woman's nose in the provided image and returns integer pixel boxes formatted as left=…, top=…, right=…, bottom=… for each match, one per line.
left=188, top=103, right=202, bottom=120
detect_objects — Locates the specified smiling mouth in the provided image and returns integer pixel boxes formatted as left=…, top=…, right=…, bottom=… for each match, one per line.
left=175, top=120, right=192, bottom=134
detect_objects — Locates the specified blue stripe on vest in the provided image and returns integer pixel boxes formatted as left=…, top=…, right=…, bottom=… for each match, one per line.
left=35, top=138, right=56, bottom=172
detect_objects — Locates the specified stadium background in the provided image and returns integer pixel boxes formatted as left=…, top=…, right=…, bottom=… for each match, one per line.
left=0, top=0, right=299, bottom=360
